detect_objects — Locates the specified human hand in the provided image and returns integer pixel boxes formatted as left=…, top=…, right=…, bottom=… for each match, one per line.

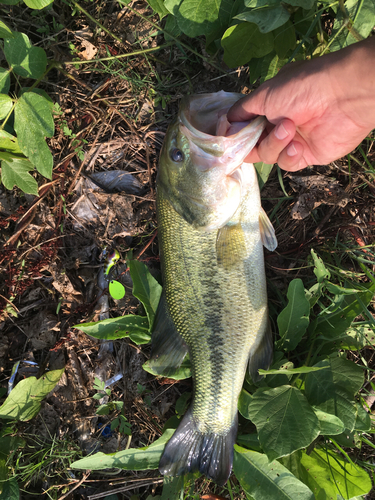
left=227, top=38, right=375, bottom=171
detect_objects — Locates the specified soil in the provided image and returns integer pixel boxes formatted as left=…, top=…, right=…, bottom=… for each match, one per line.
left=0, top=1, right=375, bottom=499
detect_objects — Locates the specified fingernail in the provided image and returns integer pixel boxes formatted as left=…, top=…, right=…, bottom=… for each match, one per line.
left=287, top=143, right=298, bottom=156
left=275, top=122, right=289, bottom=140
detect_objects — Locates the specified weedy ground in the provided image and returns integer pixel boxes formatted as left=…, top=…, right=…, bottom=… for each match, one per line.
left=0, top=1, right=374, bottom=499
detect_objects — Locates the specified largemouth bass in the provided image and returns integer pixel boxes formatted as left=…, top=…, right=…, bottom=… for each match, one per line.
left=149, top=91, right=277, bottom=485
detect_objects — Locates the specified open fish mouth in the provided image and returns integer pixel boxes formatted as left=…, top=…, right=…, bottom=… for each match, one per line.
left=179, top=91, right=266, bottom=175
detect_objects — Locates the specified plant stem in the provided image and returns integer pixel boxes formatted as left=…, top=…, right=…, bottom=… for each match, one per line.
left=62, top=43, right=173, bottom=65
left=70, top=0, right=123, bottom=44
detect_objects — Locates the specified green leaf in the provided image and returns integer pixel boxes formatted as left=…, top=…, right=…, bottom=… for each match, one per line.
left=305, top=357, right=364, bottom=431
left=0, top=68, right=11, bottom=94
left=248, top=57, right=264, bottom=86
left=0, top=20, right=13, bottom=39
left=238, top=388, right=252, bottom=418
left=0, top=478, right=19, bottom=500
left=70, top=428, right=174, bottom=470
left=0, top=130, right=22, bottom=155
left=259, top=365, right=329, bottom=376
left=236, top=433, right=261, bottom=452
left=235, top=6, right=290, bottom=33
left=128, top=260, right=162, bottom=329
left=175, top=391, right=191, bottom=417
left=74, top=315, right=149, bottom=341
left=254, top=162, right=273, bottom=189
left=354, top=403, right=371, bottom=431
left=277, top=278, right=310, bottom=351
left=0, top=369, right=64, bottom=421
left=175, top=0, right=233, bottom=38
left=143, top=355, right=191, bottom=380
left=164, top=14, right=182, bottom=40
left=14, top=92, right=54, bottom=178
left=222, top=23, right=274, bottom=67
left=311, top=249, right=330, bottom=283
left=315, top=282, right=375, bottom=339
left=1, top=156, right=38, bottom=195
left=4, top=32, right=47, bottom=79
left=331, top=0, right=375, bottom=51
left=246, top=385, right=320, bottom=460
left=300, top=448, right=372, bottom=499
left=233, top=446, right=314, bottom=500
left=23, top=0, right=54, bottom=8
left=287, top=0, right=314, bottom=7
left=273, top=20, right=296, bottom=59
left=260, top=52, right=286, bottom=82
left=160, top=475, right=184, bottom=500
left=314, top=409, right=345, bottom=436
left=0, top=94, right=12, bottom=120
left=164, top=0, right=182, bottom=14
left=147, top=0, right=169, bottom=18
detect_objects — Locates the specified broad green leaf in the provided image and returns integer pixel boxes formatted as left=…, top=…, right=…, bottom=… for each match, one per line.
left=0, top=20, right=13, bottom=39
left=300, top=448, right=372, bottom=499
left=260, top=52, right=286, bottom=82
left=339, top=324, right=375, bottom=350
left=305, top=357, right=364, bottom=431
left=4, top=32, right=47, bottom=79
left=0, top=130, right=22, bottom=154
left=331, top=0, right=375, bottom=51
left=129, top=330, right=151, bottom=345
left=0, top=436, right=25, bottom=457
left=14, top=92, right=54, bottom=178
left=176, top=0, right=233, bottom=38
left=23, top=0, right=54, bottom=8
left=0, top=94, right=12, bottom=120
left=143, top=356, right=191, bottom=380
left=147, top=0, right=169, bottom=18
left=311, top=249, right=330, bottom=283
left=277, top=278, right=310, bottom=351
left=287, top=0, right=314, bottom=7
left=71, top=428, right=174, bottom=470
left=245, top=0, right=279, bottom=6
left=0, top=0, right=20, bottom=5
left=222, top=23, right=274, bottom=67
left=0, top=369, right=64, bottom=421
left=246, top=385, right=320, bottom=460
left=248, top=57, right=264, bottom=85
left=233, top=446, right=314, bottom=500
left=354, top=403, right=371, bottom=431
left=164, top=14, right=182, bottom=40
left=175, top=391, right=191, bottom=416
left=0, top=478, right=19, bottom=500
left=235, top=6, right=290, bottom=33
left=0, top=68, right=10, bottom=94
left=314, top=409, right=345, bottom=436
left=259, top=365, right=329, bottom=376
left=255, top=162, right=273, bottom=189
left=160, top=475, right=184, bottom=500
left=128, top=260, right=162, bottom=329
left=315, top=282, right=375, bottom=339
left=279, top=449, right=304, bottom=479
left=74, top=315, right=149, bottom=341
left=1, top=156, right=38, bottom=195
left=273, top=20, right=296, bottom=59
left=164, top=0, right=182, bottom=14
left=236, top=433, right=261, bottom=452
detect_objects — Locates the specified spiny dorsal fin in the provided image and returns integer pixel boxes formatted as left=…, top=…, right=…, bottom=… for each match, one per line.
left=148, top=293, right=188, bottom=377
left=216, top=223, right=246, bottom=270
left=259, top=207, right=277, bottom=251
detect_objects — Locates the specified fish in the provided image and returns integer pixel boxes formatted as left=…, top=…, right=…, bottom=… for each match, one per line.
left=148, top=91, right=277, bottom=485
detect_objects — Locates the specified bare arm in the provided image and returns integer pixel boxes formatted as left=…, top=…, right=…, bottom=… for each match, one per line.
left=227, top=37, right=375, bottom=171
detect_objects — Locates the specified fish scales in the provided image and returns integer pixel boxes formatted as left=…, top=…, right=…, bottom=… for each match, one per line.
left=149, top=91, right=277, bottom=485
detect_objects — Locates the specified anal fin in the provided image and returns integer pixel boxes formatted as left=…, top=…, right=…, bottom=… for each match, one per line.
left=147, top=292, right=188, bottom=377
left=248, top=319, right=273, bottom=383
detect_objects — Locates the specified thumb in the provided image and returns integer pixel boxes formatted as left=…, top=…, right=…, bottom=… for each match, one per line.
left=227, top=88, right=266, bottom=122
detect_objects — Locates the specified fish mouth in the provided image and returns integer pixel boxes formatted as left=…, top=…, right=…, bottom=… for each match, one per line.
left=179, top=92, right=266, bottom=174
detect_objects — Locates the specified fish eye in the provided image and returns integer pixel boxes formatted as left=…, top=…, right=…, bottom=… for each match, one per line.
left=170, top=148, right=184, bottom=162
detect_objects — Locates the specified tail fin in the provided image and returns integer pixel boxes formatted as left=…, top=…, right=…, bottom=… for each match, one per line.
left=159, top=409, right=237, bottom=485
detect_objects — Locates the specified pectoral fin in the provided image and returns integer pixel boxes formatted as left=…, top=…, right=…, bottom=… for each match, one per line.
left=216, top=223, right=246, bottom=270
left=259, top=207, right=277, bottom=251
left=148, top=293, right=188, bottom=376
left=248, top=319, right=273, bottom=384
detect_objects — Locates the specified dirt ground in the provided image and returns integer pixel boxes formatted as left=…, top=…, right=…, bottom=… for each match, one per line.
left=0, top=1, right=375, bottom=499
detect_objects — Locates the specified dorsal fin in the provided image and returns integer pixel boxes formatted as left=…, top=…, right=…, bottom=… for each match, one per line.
left=259, top=207, right=277, bottom=251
